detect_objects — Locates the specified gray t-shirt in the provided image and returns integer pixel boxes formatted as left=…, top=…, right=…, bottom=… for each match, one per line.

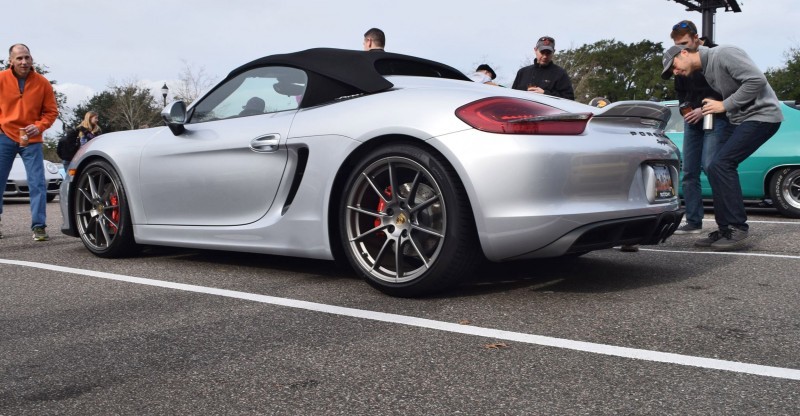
left=698, top=45, right=783, bottom=125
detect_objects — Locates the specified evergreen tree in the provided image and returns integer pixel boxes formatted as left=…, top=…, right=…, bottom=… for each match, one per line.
left=766, top=46, right=800, bottom=102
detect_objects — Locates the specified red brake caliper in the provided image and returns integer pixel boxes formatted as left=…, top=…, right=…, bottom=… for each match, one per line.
left=374, top=186, right=392, bottom=231
left=109, top=194, right=120, bottom=232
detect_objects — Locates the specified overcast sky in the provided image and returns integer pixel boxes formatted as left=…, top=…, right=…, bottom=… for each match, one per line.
left=5, top=0, right=799, bottom=119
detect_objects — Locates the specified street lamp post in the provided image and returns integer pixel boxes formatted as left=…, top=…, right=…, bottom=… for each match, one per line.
left=161, top=83, right=169, bottom=107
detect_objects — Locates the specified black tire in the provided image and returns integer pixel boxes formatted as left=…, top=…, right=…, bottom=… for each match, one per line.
left=339, top=144, right=480, bottom=297
left=72, top=160, right=138, bottom=257
left=46, top=194, right=56, bottom=202
left=769, top=167, right=800, bottom=218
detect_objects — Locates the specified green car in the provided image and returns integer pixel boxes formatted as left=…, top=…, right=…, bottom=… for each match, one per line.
left=663, top=100, right=800, bottom=218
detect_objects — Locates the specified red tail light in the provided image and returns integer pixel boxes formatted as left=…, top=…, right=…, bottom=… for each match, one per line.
left=455, top=97, right=592, bottom=135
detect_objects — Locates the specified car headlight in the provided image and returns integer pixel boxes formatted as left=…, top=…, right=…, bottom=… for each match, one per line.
left=46, top=161, right=59, bottom=174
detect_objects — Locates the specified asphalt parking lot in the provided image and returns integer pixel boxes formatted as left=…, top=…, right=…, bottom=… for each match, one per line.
left=1, top=198, right=798, bottom=415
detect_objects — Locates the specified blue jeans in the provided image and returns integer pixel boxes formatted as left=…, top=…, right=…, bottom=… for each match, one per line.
left=706, top=121, right=781, bottom=232
left=681, top=117, right=728, bottom=227
left=0, top=134, right=47, bottom=229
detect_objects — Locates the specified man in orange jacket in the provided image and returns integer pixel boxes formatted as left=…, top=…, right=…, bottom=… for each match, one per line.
left=0, top=43, right=58, bottom=241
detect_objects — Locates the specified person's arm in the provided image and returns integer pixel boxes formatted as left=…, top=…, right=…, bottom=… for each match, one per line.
left=548, top=69, right=575, bottom=100
left=719, top=47, right=767, bottom=112
left=511, top=68, right=527, bottom=91
left=675, top=76, right=703, bottom=124
left=34, top=80, right=59, bottom=136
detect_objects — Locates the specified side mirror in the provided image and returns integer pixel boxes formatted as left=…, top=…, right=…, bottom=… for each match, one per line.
left=161, top=101, right=187, bottom=135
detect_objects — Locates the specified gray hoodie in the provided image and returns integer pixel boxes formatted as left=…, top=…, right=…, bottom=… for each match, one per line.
left=698, top=45, right=783, bottom=125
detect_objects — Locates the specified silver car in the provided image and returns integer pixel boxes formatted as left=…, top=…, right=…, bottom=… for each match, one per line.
left=5, top=155, right=62, bottom=202
left=60, top=48, right=683, bottom=296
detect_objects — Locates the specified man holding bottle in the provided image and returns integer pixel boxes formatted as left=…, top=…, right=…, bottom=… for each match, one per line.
left=0, top=43, right=59, bottom=241
left=662, top=34, right=783, bottom=250
left=668, top=20, right=729, bottom=236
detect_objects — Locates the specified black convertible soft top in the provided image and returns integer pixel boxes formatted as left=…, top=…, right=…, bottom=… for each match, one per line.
left=228, top=48, right=470, bottom=107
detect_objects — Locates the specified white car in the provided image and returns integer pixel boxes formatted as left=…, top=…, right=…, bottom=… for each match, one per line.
left=5, top=155, right=62, bottom=202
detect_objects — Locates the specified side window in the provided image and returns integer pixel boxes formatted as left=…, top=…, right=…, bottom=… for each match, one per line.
left=190, top=66, right=307, bottom=123
left=664, top=105, right=684, bottom=133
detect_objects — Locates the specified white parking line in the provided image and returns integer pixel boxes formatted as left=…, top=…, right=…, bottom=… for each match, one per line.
left=703, top=218, right=800, bottom=225
left=747, top=220, right=800, bottom=224
left=638, top=248, right=800, bottom=259
left=2, top=258, right=799, bottom=381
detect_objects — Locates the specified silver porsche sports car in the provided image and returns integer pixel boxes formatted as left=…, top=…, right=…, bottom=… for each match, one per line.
left=60, top=48, right=683, bottom=296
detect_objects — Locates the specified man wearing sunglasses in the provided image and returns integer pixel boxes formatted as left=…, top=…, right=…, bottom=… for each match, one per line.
left=668, top=20, right=729, bottom=237
left=662, top=31, right=783, bottom=251
left=511, top=36, right=574, bottom=99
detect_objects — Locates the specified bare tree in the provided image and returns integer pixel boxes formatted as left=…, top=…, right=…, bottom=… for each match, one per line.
left=172, top=60, right=217, bottom=105
left=106, top=79, right=162, bottom=130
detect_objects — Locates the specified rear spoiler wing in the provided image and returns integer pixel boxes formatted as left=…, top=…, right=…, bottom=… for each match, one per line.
left=591, top=101, right=672, bottom=131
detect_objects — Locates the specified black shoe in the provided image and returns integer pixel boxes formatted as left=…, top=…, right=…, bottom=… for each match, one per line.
left=695, top=230, right=723, bottom=248
left=710, top=228, right=749, bottom=251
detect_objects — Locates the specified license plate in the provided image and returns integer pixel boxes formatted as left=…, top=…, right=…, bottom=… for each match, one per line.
left=653, top=164, right=675, bottom=199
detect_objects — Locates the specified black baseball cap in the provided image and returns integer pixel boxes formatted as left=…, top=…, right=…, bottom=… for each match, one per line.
left=661, top=45, right=688, bottom=80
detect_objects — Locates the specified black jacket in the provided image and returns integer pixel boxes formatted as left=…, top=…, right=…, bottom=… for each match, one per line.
left=675, top=72, right=723, bottom=110
left=511, top=60, right=575, bottom=100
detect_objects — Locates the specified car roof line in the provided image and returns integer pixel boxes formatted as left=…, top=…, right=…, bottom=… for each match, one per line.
left=229, top=47, right=469, bottom=96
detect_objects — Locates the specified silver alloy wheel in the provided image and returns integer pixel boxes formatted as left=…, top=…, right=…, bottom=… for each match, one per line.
left=770, top=167, right=800, bottom=218
left=74, top=164, right=123, bottom=251
left=344, top=156, right=446, bottom=284
left=779, top=168, right=800, bottom=210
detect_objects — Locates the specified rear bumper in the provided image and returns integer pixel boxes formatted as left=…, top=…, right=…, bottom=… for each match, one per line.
left=508, top=209, right=685, bottom=260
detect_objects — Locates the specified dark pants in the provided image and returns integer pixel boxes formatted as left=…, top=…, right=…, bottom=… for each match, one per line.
left=681, top=117, right=727, bottom=227
left=706, top=121, right=781, bottom=231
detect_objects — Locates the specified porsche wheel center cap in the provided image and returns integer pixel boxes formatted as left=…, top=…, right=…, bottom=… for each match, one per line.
left=396, top=212, right=408, bottom=226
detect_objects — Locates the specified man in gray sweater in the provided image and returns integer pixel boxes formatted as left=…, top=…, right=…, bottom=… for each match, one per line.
left=662, top=44, right=783, bottom=251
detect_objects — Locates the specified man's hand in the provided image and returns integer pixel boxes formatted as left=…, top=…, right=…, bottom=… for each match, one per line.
left=684, top=107, right=703, bottom=124
left=702, top=99, right=725, bottom=115
left=22, top=125, right=39, bottom=137
left=527, top=86, right=545, bottom=94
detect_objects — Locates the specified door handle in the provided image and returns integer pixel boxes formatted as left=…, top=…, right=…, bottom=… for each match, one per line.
left=251, top=134, right=280, bottom=153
